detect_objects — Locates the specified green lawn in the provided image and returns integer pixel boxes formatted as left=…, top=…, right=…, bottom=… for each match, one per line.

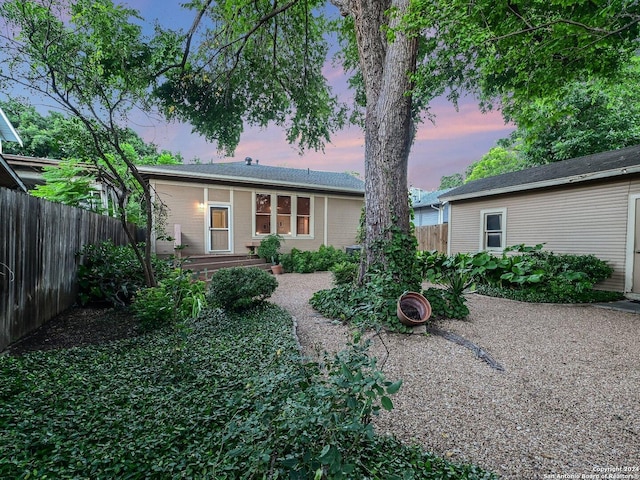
left=0, top=304, right=495, bottom=479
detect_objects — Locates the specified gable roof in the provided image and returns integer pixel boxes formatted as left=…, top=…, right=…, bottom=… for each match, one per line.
left=0, top=153, right=27, bottom=191
left=440, top=144, right=640, bottom=202
left=0, top=107, right=22, bottom=146
left=139, top=161, right=364, bottom=195
left=412, top=188, right=452, bottom=207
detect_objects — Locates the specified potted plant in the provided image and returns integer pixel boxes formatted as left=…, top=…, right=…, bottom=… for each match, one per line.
left=257, top=234, right=284, bottom=274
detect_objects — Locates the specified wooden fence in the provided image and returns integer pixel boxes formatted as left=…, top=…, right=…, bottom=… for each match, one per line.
left=415, top=224, right=448, bottom=253
left=0, top=188, right=137, bottom=351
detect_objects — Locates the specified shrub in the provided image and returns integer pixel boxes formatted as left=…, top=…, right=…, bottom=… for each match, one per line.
left=331, top=261, right=359, bottom=285
left=280, top=245, right=353, bottom=274
left=423, top=287, right=470, bottom=319
left=76, top=240, right=170, bottom=306
left=208, top=267, right=278, bottom=312
left=310, top=271, right=413, bottom=332
left=131, top=269, right=207, bottom=330
left=256, top=233, right=283, bottom=264
left=423, top=244, right=619, bottom=304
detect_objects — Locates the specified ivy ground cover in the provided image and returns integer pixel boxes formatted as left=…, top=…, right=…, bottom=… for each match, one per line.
left=0, top=305, right=494, bottom=479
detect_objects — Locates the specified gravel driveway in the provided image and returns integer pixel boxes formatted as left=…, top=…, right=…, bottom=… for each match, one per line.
left=270, top=272, right=640, bottom=480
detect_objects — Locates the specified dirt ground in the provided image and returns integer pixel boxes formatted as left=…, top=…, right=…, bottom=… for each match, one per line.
left=4, top=307, right=140, bottom=356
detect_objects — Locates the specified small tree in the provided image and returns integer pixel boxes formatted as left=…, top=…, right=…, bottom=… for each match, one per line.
left=0, top=0, right=182, bottom=286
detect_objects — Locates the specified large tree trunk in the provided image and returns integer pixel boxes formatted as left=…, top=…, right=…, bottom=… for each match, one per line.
left=336, top=0, right=418, bottom=284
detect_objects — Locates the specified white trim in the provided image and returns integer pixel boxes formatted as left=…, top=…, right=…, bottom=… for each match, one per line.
left=208, top=203, right=232, bottom=253
left=324, top=196, right=329, bottom=246
left=251, top=191, right=316, bottom=239
left=203, top=187, right=209, bottom=254
left=624, top=194, right=640, bottom=292
left=479, top=208, right=507, bottom=252
left=0, top=107, right=23, bottom=146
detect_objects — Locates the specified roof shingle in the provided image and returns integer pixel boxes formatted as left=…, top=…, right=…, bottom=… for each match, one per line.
left=440, top=144, right=640, bottom=201
left=139, top=161, right=364, bottom=193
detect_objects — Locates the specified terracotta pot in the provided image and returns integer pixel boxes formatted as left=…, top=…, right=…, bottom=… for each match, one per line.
left=397, top=292, right=432, bottom=326
left=271, top=264, right=284, bottom=275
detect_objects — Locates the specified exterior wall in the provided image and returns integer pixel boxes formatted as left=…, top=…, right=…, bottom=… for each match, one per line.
left=413, top=204, right=449, bottom=226
left=414, top=207, right=439, bottom=226
left=151, top=179, right=363, bottom=256
left=448, top=178, right=640, bottom=292
left=326, top=197, right=362, bottom=247
left=153, top=182, right=206, bottom=255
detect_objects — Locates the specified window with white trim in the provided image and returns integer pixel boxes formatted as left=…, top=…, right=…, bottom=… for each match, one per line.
left=255, top=193, right=271, bottom=234
left=480, top=208, right=506, bottom=250
left=254, top=192, right=313, bottom=237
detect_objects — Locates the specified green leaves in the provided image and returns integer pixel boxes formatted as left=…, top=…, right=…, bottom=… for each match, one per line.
left=0, top=305, right=495, bottom=478
left=155, top=0, right=346, bottom=155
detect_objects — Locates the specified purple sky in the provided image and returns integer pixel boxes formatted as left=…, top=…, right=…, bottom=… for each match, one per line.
left=121, top=2, right=517, bottom=190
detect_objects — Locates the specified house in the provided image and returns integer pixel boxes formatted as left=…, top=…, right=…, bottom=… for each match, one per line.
left=439, top=144, right=640, bottom=294
left=0, top=107, right=26, bottom=192
left=410, top=187, right=451, bottom=226
left=139, top=158, right=365, bottom=257
left=3, top=153, right=121, bottom=213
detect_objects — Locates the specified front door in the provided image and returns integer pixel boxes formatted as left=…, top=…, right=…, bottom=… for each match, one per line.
left=209, top=205, right=231, bottom=253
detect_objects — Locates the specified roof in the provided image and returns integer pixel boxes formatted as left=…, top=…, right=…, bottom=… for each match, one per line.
left=440, top=144, right=640, bottom=202
left=0, top=107, right=22, bottom=146
left=412, top=188, right=452, bottom=207
left=0, top=154, right=27, bottom=191
left=139, top=160, right=365, bottom=195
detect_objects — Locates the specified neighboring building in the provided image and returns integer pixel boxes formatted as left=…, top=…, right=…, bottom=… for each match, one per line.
left=3, top=154, right=119, bottom=213
left=440, top=144, right=640, bottom=294
left=0, top=107, right=26, bottom=192
left=139, top=158, right=365, bottom=256
left=410, top=187, right=451, bottom=226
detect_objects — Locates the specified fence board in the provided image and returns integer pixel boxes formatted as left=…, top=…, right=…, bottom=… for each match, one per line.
left=0, top=188, right=135, bottom=351
left=415, top=224, right=448, bottom=253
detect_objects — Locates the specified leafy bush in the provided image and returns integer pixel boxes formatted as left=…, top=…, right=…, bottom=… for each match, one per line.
left=256, top=233, right=283, bottom=264
left=0, top=305, right=495, bottom=479
left=311, top=271, right=413, bottom=332
left=476, top=284, right=624, bottom=304
left=331, top=261, right=359, bottom=285
left=311, top=226, right=423, bottom=331
left=422, top=245, right=619, bottom=305
left=280, top=245, right=354, bottom=274
left=208, top=267, right=278, bottom=312
left=131, top=269, right=207, bottom=330
left=423, top=287, right=470, bottom=319
left=76, top=240, right=170, bottom=306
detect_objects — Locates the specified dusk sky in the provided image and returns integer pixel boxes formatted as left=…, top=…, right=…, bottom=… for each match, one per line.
left=130, top=1, right=515, bottom=191
left=6, top=0, right=514, bottom=191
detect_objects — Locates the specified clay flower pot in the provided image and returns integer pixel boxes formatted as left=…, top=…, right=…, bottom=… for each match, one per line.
left=271, top=264, right=284, bottom=275
left=397, top=292, right=432, bottom=326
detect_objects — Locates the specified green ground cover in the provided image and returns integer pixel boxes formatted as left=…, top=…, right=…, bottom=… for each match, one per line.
left=0, top=304, right=495, bottom=479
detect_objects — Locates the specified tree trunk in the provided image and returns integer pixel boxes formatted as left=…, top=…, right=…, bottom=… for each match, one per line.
left=337, top=0, right=418, bottom=284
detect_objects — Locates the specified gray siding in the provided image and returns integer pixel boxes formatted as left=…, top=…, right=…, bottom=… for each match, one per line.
left=449, top=179, right=640, bottom=291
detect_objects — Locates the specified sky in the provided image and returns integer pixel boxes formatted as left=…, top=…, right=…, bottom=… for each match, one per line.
left=125, top=0, right=516, bottom=191
left=5, top=0, right=514, bottom=191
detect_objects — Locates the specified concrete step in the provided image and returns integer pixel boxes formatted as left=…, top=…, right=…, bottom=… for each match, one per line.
left=172, top=254, right=273, bottom=282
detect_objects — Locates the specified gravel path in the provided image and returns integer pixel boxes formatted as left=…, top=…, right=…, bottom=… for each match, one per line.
left=270, top=272, right=640, bottom=480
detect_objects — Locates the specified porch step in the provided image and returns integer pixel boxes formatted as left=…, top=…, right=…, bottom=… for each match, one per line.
left=174, top=254, right=272, bottom=281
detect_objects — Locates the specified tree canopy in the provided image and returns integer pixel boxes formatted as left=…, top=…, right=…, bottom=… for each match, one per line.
left=3, top=0, right=640, bottom=291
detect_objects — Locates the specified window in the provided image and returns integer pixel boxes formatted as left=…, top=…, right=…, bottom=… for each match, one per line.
left=255, top=193, right=271, bottom=234
left=254, top=193, right=312, bottom=237
left=297, top=197, right=310, bottom=235
left=277, top=195, right=291, bottom=234
left=480, top=208, right=506, bottom=250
